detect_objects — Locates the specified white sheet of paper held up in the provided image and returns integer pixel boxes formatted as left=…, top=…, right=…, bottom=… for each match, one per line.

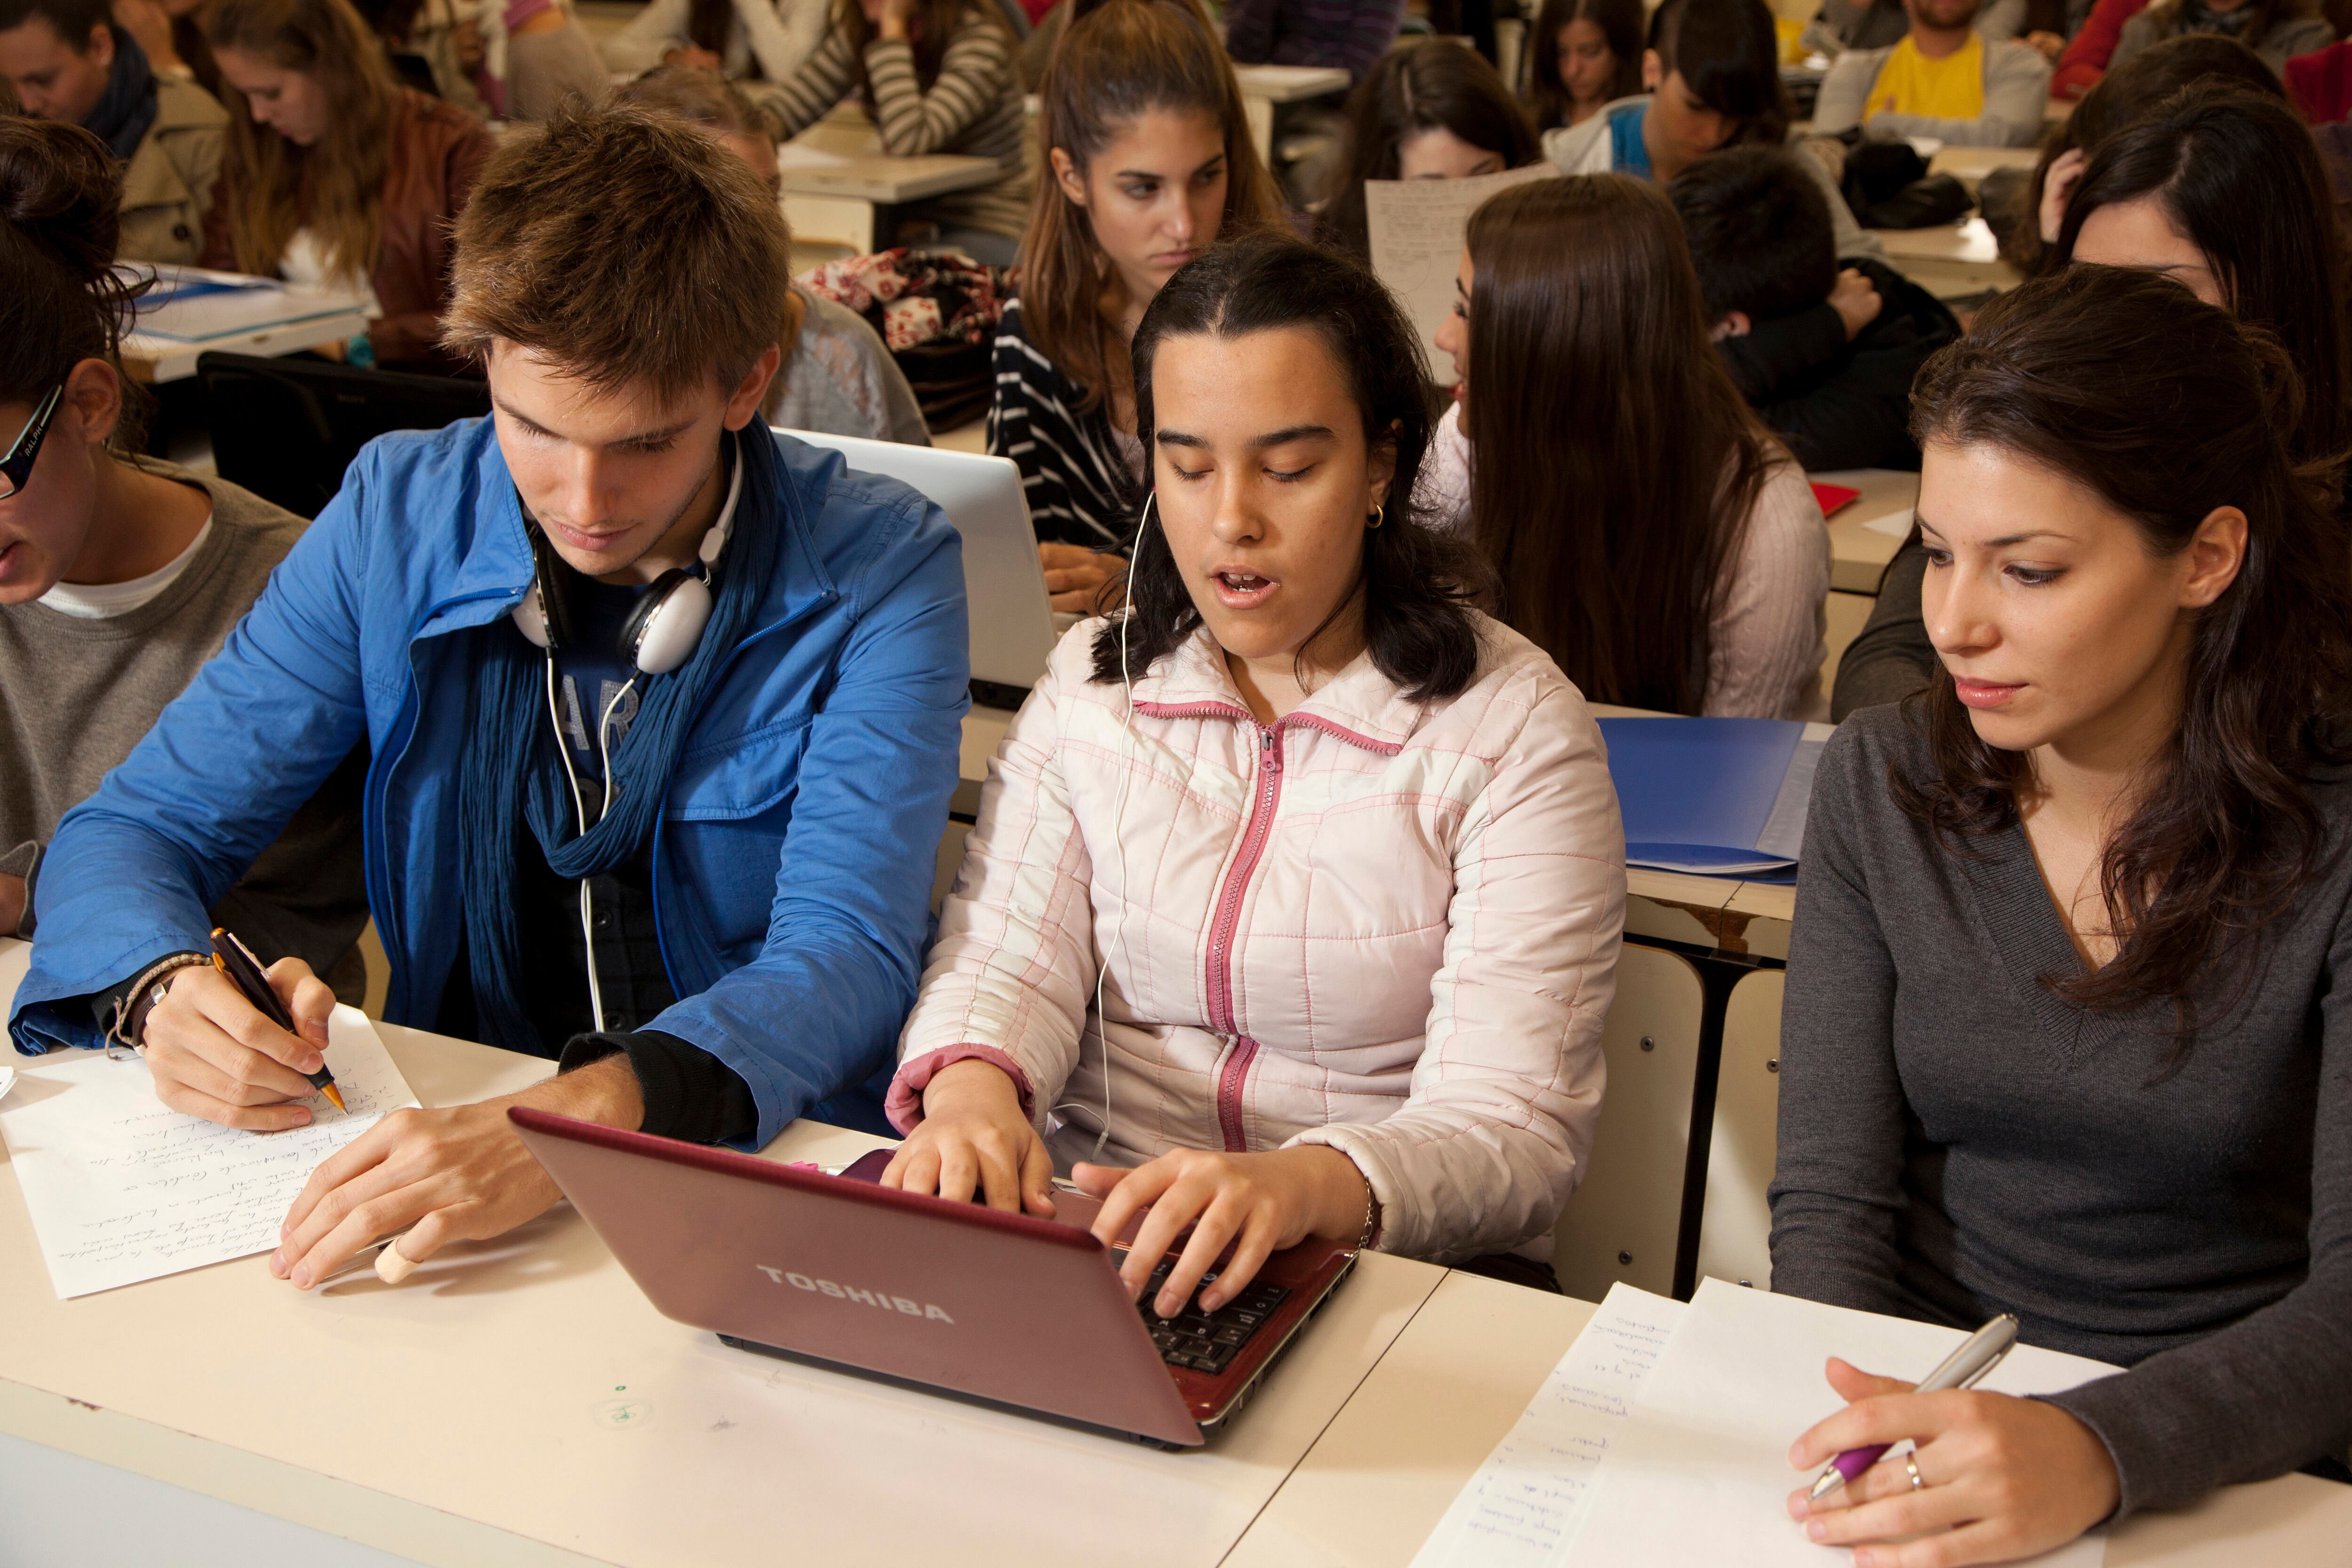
left=1563, top=1277, right=2116, bottom=1568
left=0, top=1005, right=419, bottom=1298
left=1409, top=1281, right=1687, bottom=1568
left=1365, top=165, right=1560, bottom=373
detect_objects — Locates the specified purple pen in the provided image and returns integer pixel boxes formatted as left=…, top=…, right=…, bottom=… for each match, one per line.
left=1808, top=1314, right=2019, bottom=1502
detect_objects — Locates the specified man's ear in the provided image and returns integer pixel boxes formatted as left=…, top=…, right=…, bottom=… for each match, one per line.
left=85, top=20, right=116, bottom=68
left=1049, top=146, right=1088, bottom=208
left=1641, top=48, right=1662, bottom=90
left=722, top=342, right=784, bottom=430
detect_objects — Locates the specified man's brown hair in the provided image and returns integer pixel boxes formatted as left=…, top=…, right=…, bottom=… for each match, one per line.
left=441, top=103, right=790, bottom=400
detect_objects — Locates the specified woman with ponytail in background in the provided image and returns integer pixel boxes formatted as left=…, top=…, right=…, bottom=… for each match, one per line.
left=202, top=0, right=492, bottom=371
left=0, top=116, right=367, bottom=986
left=992, top=0, right=1280, bottom=609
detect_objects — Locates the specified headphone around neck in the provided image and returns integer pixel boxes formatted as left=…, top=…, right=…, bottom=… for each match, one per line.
left=509, top=434, right=742, bottom=676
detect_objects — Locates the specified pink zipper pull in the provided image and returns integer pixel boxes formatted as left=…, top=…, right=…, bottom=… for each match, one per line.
left=1262, top=724, right=1282, bottom=774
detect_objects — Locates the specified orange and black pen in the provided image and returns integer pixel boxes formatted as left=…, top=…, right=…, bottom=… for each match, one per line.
left=208, top=927, right=344, bottom=1112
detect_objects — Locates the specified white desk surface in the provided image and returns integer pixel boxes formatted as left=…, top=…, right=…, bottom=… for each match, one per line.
left=1817, top=464, right=1921, bottom=595
left=1928, top=144, right=2038, bottom=188
left=777, top=116, right=1001, bottom=204
left=120, top=267, right=372, bottom=385
left=1873, top=214, right=2004, bottom=264
left=0, top=1016, right=1444, bottom=1568
left=1232, top=63, right=1351, bottom=102
left=1227, top=1269, right=2352, bottom=1568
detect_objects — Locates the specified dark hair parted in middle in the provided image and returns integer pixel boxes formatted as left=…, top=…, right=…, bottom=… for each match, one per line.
left=1648, top=0, right=1793, bottom=147
left=1465, top=173, right=1781, bottom=714
left=1089, top=234, right=1486, bottom=701
left=1667, top=146, right=1835, bottom=324
left=1902, top=264, right=2352, bottom=1054
left=1314, top=40, right=1541, bottom=260
left=2050, top=80, right=2350, bottom=467
left=1524, top=0, right=1645, bottom=132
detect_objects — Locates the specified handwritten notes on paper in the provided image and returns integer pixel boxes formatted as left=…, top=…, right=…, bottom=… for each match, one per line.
left=1561, top=1279, right=2113, bottom=1568
left=0, top=1005, right=418, bottom=1298
left=1409, top=1282, right=1686, bottom=1567
left=1365, top=165, right=1559, bottom=374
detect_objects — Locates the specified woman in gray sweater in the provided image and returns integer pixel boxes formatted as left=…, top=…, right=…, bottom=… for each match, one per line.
left=1772, top=264, right=2352, bottom=1564
left=0, top=117, right=366, bottom=995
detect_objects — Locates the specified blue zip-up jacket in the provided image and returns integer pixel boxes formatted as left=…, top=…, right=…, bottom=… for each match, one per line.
left=8, top=419, right=969, bottom=1148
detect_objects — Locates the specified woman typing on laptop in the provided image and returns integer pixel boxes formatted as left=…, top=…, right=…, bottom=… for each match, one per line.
left=882, top=233, right=1626, bottom=1319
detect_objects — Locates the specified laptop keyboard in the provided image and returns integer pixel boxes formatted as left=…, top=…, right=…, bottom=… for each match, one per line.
left=1114, top=1252, right=1291, bottom=1375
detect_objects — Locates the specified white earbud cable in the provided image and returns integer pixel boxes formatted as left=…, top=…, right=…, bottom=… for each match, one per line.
left=1083, top=495, right=1151, bottom=1164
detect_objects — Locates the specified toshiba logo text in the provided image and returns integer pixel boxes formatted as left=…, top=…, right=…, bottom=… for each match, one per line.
left=757, top=1266, right=955, bottom=1322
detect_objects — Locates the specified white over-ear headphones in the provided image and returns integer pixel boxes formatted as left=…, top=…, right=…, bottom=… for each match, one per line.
left=510, top=437, right=742, bottom=676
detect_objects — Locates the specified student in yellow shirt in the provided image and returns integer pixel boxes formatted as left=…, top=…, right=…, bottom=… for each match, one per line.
left=1813, top=0, right=2050, bottom=146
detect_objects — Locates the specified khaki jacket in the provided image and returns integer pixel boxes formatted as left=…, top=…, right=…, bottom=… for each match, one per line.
left=116, top=75, right=227, bottom=265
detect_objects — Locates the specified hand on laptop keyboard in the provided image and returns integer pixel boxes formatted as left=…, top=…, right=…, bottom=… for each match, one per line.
left=1072, top=1145, right=1373, bottom=1319
left=1113, top=1252, right=1292, bottom=1375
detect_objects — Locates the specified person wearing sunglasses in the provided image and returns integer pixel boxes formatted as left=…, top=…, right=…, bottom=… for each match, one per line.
left=0, top=115, right=369, bottom=994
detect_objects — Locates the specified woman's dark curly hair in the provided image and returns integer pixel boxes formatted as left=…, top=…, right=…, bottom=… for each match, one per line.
left=1900, top=263, right=2352, bottom=1065
left=1089, top=233, right=1488, bottom=700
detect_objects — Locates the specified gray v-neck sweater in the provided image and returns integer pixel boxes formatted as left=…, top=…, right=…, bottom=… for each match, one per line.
left=0, top=461, right=368, bottom=996
left=1771, top=702, right=2352, bottom=1517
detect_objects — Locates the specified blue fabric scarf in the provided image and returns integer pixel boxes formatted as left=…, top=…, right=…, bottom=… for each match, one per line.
left=83, top=29, right=159, bottom=164
left=457, top=431, right=783, bottom=1053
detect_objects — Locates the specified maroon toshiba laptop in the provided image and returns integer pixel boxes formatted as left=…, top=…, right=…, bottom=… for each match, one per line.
left=509, top=1108, right=1358, bottom=1448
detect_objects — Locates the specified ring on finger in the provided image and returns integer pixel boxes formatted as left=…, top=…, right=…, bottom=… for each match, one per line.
left=1905, top=1451, right=1924, bottom=1492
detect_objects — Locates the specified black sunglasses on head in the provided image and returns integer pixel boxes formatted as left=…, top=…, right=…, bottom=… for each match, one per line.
left=0, top=384, right=66, bottom=503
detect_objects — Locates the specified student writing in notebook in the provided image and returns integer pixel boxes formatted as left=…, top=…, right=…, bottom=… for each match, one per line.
left=1426, top=175, right=1831, bottom=719
left=0, top=117, right=366, bottom=989
left=991, top=0, right=1281, bottom=608
left=884, top=234, right=1624, bottom=1312
left=10, top=104, right=968, bottom=1289
left=1772, top=266, right=2352, bottom=1561
left=1312, top=39, right=1540, bottom=262
left=200, top=0, right=493, bottom=373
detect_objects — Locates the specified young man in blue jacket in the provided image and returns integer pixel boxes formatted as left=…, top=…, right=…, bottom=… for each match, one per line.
left=7, top=103, right=969, bottom=1287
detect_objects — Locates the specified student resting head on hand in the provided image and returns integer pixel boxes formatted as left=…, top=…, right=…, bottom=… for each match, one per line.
left=1428, top=173, right=1831, bottom=719
left=992, top=0, right=1280, bottom=610
left=0, top=115, right=367, bottom=981
left=609, top=64, right=932, bottom=446
left=885, top=233, right=1626, bottom=1314
left=1524, top=0, right=1646, bottom=131
left=1312, top=39, right=1540, bottom=261
left=10, top=103, right=971, bottom=1291
left=1773, top=263, right=2352, bottom=1562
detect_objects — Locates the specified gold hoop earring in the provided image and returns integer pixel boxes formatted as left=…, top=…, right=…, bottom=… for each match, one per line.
left=1367, top=504, right=1385, bottom=530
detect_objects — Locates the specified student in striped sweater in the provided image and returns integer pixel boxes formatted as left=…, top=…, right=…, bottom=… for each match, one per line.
left=991, top=0, right=1280, bottom=608
left=746, top=0, right=1028, bottom=262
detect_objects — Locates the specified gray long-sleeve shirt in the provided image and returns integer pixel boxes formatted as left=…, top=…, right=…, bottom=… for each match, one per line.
left=1771, top=702, right=2352, bottom=1517
left=1812, top=33, right=2053, bottom=147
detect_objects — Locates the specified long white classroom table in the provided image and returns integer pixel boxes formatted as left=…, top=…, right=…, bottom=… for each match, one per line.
left=1227, top=1269, right=2352, bottom=1567
left=0, top=1007, right=1445, bottom=1568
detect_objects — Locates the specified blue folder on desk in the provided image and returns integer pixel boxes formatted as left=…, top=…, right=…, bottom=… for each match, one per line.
left=1598, top=717, right=1834, bottom=877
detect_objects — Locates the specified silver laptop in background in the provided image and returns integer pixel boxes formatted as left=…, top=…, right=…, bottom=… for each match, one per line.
left=778, top=428, right=1060, bottom=707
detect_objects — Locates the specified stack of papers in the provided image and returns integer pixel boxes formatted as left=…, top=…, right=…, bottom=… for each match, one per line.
left=1365, top=164, right=1559, bottom=372
left=1600, top=717, right=1834, bottom=876
left=1415, top=1279, right=2116, bottom=1568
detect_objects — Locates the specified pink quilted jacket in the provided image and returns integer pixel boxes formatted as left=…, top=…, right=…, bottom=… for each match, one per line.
left=890, top=614, right=1626, bottom=1263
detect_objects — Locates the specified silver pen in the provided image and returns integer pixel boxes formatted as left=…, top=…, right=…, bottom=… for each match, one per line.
left=1809, top=1313, right=2020, bottom=1500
